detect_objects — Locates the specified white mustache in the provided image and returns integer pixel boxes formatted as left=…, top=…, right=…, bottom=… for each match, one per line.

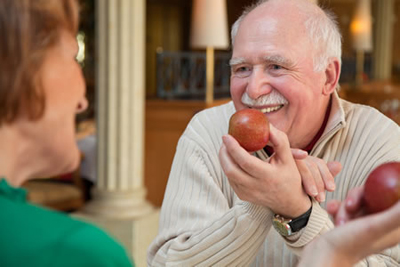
left=241, top=91, right=288, bottom=106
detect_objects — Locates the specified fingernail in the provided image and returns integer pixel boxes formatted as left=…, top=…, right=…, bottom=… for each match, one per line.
left=299, top=149, right=308, bottom=156
left=346, top=198, right=353, bottom=207
left=337, top=219, right=345, bottom=226
left=310, top=186, right=318, bottom=196
left=328, top=181, right=336, bottom=191
left=319, top=192, right=325, bottom=202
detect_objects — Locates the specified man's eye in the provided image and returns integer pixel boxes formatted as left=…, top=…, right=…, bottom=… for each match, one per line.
left=271, top=64, right=283, bottom=70
left=233, top=66, right=251, bottom=77
left=237, top=66, right=249, bottom=72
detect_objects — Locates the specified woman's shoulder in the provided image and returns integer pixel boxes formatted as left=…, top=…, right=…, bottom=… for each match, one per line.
left=55, top=222, right=134, bottom=266
left=0, top=198, right=133, bottom=266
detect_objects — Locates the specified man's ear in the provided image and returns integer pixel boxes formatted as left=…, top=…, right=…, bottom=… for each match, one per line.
left=322, top=58, right=341, bottom=95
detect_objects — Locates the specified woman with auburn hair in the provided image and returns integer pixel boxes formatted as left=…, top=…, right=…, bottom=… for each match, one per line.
left=0, top=0, right=133, bottom=266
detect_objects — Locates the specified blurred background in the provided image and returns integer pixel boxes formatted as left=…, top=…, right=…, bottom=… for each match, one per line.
left=23, top=1, right=399, bottom=265
left=68, top=0, right=400, bottom=212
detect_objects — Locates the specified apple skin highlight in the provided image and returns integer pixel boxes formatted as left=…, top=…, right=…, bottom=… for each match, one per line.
left=363, top=162, right=400, bottom=214
left=228, top=109, right=270, bottom=152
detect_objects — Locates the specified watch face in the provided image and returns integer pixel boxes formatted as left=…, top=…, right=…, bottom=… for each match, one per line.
left=272, top=218, right=292, bottom=237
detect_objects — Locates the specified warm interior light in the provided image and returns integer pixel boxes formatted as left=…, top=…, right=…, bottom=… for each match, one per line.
left=350, top=0, right=372, bottom=52
left=351, top=20, right=368, bottom=34
left=190, top=0, right=229, bottom=49
left=190, top=0, right=229, bottom=104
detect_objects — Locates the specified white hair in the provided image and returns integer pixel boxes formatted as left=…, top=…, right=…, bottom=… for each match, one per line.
left=231, top=0, right=342, bottom=73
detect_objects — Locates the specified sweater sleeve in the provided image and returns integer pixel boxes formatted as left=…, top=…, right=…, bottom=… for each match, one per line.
left=147, top=107, right=274, bottom=266
left=339, top=104, right=400, bottom=266
left=285, top=103, right=400, bottom=265
left=284, top=198, right=334, bottom=256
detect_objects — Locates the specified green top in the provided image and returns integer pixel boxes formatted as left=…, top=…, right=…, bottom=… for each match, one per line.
left=0, top=178, right=134, bottom=267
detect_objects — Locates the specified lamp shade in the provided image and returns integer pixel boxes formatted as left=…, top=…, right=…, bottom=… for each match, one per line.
left=190, top=0, right=229, bottom=49
left=350, top=0, right=373, bottom=52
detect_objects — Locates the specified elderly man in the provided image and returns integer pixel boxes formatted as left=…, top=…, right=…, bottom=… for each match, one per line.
left=148, top=0, right=400, bottom=266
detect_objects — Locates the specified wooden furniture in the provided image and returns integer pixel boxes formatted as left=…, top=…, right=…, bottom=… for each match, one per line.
left=144, top=98, right=230, bottom=207
left=22, top=156, right=86, bottom=212
left=340, top=81, right=400, bottom=125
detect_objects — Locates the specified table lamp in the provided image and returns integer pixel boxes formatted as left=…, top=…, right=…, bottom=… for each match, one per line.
left=190, top=0, right=229, bottom=104
left=350, top=0, right=373, bottom=86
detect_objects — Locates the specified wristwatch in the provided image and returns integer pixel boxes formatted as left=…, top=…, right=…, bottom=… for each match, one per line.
left=272, top=207, right=312, bottom=237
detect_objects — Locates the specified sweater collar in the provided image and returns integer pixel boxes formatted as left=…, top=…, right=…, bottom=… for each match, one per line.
left=0, top=178, right=27, bottom=202
left=320, top=90, right=346, bottom=140
left=257, top=91, right=346, bottom=159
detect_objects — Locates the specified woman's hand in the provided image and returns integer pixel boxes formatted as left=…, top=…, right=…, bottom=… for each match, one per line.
left=327, top=186, right=366, bottom=225
left=299, top=201, right=400, bottom=267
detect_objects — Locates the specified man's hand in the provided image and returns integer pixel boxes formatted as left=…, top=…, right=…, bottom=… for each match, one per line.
left=295, top=157, right=342, bottom=202
left=219, top=124, right=311, bottom=218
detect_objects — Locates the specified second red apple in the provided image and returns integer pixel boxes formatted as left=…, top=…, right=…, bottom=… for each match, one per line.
left=363, top=162, right=400, bottom=214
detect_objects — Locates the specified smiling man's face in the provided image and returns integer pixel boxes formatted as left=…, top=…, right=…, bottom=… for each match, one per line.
left=230, top=1, right=331, bottom=149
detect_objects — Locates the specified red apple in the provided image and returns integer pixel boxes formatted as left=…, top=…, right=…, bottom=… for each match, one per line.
left=363, top=162, right=400, bottom=214
left=228, top=109, right=270, bottom=152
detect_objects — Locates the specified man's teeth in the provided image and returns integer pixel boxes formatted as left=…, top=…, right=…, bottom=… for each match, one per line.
left=260, top=105, right=282, bottom=113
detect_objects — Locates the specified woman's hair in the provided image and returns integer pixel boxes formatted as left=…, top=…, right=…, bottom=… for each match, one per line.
left=0, top=0, right=79, bottom=125
left=230, top=0, right=342, bottom=73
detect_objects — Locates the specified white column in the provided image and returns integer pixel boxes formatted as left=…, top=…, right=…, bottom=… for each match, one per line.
left=373, top=0, right=395, bottom=80
left=84, top=0, right=153, bottom=218
left=76, top=1, right=159, bottom=266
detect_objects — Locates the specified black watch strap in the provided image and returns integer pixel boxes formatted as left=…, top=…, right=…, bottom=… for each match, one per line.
left=288, top=206, right=312, bottom=232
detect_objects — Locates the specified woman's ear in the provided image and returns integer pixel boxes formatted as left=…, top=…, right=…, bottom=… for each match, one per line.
left=322, top=58, right=341, bottom=95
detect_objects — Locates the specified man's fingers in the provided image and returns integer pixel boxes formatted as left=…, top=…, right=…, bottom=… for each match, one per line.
left=219, top=140, right=241, bottom=177
left=291, top=148, right=308, bottom=159
left=296, top=159, right=319, bottom=198
left=268, top=124, right=293, bottom=163
left=219, top=138, right=248, bottom=179
left=296, top=156, right=337, bottom=202
left=221, top=135, right=253, bottom=169
left=305, top=160, right=326, bottom=202
left=312, top=158, right=336, bottom=192
left=327, top=161, right=342, bottom=177
left=219, top=140, right=256, bottom=200
left=221, top=134, right=267, bottom=178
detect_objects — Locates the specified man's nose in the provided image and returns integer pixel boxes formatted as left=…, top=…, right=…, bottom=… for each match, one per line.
left=246, top=68, right=272, bottom=100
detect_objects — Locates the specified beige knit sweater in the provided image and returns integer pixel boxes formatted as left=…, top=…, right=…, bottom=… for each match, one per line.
left=148, top=92, right=400, bottom=266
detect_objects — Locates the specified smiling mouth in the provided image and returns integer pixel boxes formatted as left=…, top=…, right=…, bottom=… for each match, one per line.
left=257, top=104, right=284, bottom=113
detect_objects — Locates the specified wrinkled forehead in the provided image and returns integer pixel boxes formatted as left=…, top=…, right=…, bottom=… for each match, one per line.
left=235, top=14, right=310, bottom=49
left=243, top=0, right=309, bottom=33
left=233, top=2, right=314, bottom=56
